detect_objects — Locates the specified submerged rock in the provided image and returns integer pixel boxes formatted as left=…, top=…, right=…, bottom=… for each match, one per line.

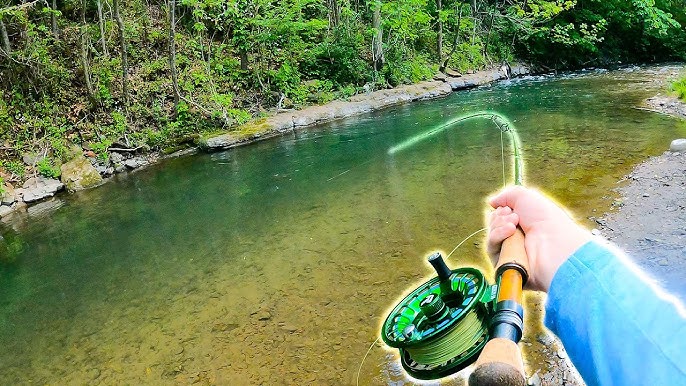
left=61, top=157, right=103, bottom=191
left=17, top=176, right=64, bottom=203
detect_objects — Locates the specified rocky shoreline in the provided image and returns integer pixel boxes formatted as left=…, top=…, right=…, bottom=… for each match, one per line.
left=0, top=64, right=530, bottom=220
left=525, top=93, right=686, bottom=386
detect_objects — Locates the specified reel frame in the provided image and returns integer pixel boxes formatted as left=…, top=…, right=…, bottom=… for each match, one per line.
left=381, top=267, right=497, bottom=380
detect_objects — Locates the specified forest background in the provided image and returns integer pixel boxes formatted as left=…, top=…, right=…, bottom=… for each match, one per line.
left=0, top=0, right=685, bottom=185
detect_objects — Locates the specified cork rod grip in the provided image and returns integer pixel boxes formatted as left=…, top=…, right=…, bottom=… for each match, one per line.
left=468, top=227, right=530, bottom=386
left=495, top=227, right=529, bottom=274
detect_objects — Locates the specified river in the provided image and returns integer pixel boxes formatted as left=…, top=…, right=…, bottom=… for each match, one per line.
left=1, top=65, right=685, bottom=385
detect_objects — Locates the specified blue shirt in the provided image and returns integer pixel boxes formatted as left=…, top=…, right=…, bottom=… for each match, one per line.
left=544, top=240, right=686, bottom=386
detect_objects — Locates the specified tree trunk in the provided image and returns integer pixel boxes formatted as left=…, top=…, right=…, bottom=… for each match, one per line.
left=483, top=0, right=499, bottom=58
left=0, top=19, right=10, bottom=56
left=239, top=49, right=248, bottom=71
left=81, top=0, right=96, bottom=103
left=437, top=0, right=443, bottom=61
left=471, top=0, right=478, bottom=44
left=440, top=2, right=462, bottom=72
left=168, top=0, right=180, bottom=112
left=327, top=0, right=340, bottom=28
left=51, top=0, right=59, bottom=39
left=372, top=1, right=384, bottom=71
left=97, top=0, right=108, bottom=56
left=113, top=0, right=128, bottom=105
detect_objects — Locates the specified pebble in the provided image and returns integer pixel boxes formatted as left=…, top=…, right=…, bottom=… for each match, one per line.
left=252, top=309, right=272, bottom=321
left=88, top=368, right=101, bottom=380
left=528, top=371, right=542, bottom=386
left=658, top=259, right=669, bottom=266
left=536, top=333, right=555, bottom=346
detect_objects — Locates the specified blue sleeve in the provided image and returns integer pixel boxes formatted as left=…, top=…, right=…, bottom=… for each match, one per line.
left=544, top=240, right=686, bottom=386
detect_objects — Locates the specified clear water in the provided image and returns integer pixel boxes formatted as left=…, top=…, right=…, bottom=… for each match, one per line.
left=1, top=65, right=685, bottom=385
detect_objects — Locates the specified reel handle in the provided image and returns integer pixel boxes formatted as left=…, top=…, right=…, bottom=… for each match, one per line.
left=469, top=227, right=529, bottom=386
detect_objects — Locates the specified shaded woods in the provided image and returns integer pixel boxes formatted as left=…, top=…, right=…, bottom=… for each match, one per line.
left=0, top=0, right=685, bottom=186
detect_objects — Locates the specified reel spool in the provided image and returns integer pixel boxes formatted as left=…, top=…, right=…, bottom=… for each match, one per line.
left=381, top=253, right=497, bottom=380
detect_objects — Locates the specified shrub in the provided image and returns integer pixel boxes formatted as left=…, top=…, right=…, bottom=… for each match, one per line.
left=36, top=158, right=61, bottom=179
left=672, top=76, right=686, bottom=101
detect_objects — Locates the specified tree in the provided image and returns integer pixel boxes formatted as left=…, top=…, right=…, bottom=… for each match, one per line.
left=112, top=0, right=128, bottom=105
left=0, top=18, right=10, bottom=57
left=168, top=0, right=179, bottom=113
left=80, top=0, right=96, bottom=103
left=372, top=0, right=384, bottom=71
left=96, top=0, right=108, bottom=56
left=436, top=0, right=443, bottom=61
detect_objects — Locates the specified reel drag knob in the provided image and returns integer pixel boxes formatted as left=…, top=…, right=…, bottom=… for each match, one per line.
left=428, top=252, right=465, bottom=308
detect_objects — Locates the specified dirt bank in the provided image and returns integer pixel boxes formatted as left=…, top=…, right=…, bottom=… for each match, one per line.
left=0, top=65, right=530, bottom=220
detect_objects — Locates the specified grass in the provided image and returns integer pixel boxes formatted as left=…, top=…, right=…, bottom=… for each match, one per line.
left=672, top=75, right=686, bottom=101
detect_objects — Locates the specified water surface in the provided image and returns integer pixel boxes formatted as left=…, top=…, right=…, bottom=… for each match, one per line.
left=1, top=65, right=685, bottom=385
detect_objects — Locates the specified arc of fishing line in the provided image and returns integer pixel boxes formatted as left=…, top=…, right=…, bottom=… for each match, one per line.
left=387, top=111, right=524, bottom=186
left=356, top=111, right=526, bottom=381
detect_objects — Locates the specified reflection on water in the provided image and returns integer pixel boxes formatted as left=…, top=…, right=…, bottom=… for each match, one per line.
left=1, top=65, right=685, bottom=385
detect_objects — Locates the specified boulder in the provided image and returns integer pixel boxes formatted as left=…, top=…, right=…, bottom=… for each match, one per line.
left=17, top=176, right=64, bottom=203
left=433, top=72, right=448, bottom=81
left=445, top=68, right=462, bottom=77
left=60, top=157, right=103, bottom=191
left=669, top=138, right=686, bottom=152
left=202, top=133, right=239, bottom=150
left=1, top=184, right=17, bottom=205
left=110, top=152, right=124, bottom=164
left=0, top=204, right=14, bottom=218
left=22, top=152, right=44, bottom=166
left=123, top=156, right=149, bottom=169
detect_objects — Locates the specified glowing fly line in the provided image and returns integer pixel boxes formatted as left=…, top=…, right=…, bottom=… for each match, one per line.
left=387, top=111, right=524, bottom=186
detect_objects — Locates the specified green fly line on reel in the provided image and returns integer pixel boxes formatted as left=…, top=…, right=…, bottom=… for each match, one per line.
left=381, top=112, right=524, bottom=380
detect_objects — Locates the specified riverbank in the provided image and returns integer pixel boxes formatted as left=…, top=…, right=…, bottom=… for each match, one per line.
left=526, top=86, right=686, bottom=386
left=601, top=88, right=686, bottom=295
left=597, top=148, right=686, bottom=297
left=0, top=64, right=530, bottom=220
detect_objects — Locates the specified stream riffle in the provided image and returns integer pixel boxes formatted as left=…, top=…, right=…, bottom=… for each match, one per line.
left=1, top=65, right=685, bottom=385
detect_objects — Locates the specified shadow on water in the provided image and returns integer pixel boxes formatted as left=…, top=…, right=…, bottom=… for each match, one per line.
left=0, top=65, right=685, bottom=384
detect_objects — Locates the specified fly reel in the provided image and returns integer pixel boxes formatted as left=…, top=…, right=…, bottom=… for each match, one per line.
left=381, top=253, right=498, bottom=380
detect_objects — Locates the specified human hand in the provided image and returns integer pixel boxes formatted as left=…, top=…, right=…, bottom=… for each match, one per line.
left=487, top=186, right=592, bottom=292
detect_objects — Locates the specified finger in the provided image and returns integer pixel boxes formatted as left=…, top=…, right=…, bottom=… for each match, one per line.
left=487, top=222, right=517, bottom=257
left=488, top=185, right=527, bottom=209
left=490, top=211, right=519, bottom=230
left=490, top=222, right=517, bottom=245
left=488, top=206, right=512, bottom=226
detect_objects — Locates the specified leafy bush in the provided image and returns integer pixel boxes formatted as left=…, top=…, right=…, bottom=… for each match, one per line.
left=672, top=76, right=686, bottom=101
left=4, top=161, right=26, bottom=179
left=36, top=158, right=61, bottom=179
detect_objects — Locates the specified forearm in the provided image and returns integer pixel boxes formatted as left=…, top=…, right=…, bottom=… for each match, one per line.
left=544, top=240, right=686, bottom=386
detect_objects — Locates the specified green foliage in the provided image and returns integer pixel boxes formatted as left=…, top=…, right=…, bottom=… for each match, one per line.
left=520, top=0, right=686, bottom=65
left=382, top=53, right=436, bottom=86
left=36, top=158, right=61, bottom=179
left=0, top=0, right=684, bottom=183
left=672, top=76, right=686, bottom=101
left=4, top=161, right=26, bottom=178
